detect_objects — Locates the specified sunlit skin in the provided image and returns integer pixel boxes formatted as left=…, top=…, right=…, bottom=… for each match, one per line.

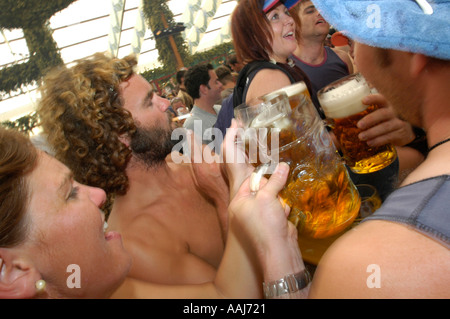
left=353, top=43, right=423, bottom=129
left=25, top=152, right=131, bottom=298
left=297, top=2, right=330, bottom=41
left=294, top=1, right=353, bottom=72
left=310, top=42, right=450, bottom=299
left=119, top=74, right=172, bottom=131
left=267, top=4, right=297, bottom=63
left=245, top=4, right=298, bottom=102
left=106, top=74, right=229, bottom=285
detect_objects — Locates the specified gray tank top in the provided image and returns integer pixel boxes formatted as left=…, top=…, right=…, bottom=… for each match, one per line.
left=362, top=175, right=450, bottom=248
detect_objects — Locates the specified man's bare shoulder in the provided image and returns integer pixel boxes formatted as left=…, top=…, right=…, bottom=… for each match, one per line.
left=309, top=220, right=450, bottom=298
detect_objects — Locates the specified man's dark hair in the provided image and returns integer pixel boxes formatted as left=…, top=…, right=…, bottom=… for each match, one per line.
left=215, top=65, right=232, bottom=83
left=184, top=63, right=213, bottom=100
left=226, top=54, right=238, bottom=66
left=176, top=69, right=188, bottom=85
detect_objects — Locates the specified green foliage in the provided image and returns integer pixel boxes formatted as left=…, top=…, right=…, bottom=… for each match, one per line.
left=0, top=112, right=38, bottom=134
left=0, top=0, right=75, bottom=28
left=140, top=0, right=234, bottom=84
left=143, top=0, right=192, bottom=74
left=0, top=57, right=40, bottom=95
left=1, top=0, right=235, bottom=133
left=0, top=0, right=72, bottom=100
left=190, top=42, right=235, bottom=67
left=141, top=42, right=235, bottom=84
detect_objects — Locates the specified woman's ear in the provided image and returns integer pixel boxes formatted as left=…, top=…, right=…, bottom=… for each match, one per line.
left=0, top=249, right=43, bottom=299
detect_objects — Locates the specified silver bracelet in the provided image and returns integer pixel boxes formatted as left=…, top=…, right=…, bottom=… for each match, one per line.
left=263, top=269, right=311, bottom=299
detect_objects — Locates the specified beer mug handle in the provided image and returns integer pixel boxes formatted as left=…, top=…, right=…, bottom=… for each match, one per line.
left=250, top=163, right=279, bottom=193
left=250, top=162, right=291, bottom=213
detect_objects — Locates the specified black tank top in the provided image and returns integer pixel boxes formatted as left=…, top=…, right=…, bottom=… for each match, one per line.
left=292, top=46, right=350, bottom=95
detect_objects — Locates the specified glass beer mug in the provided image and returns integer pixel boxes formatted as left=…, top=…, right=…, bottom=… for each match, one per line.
left=235, top=84, right=361, bottom=239
left=318, top=73, right=397, bottom=174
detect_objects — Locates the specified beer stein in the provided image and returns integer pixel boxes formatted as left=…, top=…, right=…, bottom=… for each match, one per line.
left=235, top=86, right=360, bottom=239
left=318, top=73, right=397, bottom=174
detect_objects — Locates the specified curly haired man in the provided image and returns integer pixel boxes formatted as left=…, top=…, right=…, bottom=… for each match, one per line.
left=37, top=53, right=229, bottom=285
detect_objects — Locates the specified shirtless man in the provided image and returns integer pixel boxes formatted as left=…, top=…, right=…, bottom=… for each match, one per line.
left=37, top=53, right=229, bottom=285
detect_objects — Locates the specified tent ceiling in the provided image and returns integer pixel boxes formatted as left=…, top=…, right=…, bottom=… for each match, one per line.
left=0, top=0, right=237, bottom=121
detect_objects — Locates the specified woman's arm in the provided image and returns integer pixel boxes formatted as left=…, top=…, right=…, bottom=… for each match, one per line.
left=245, top=69, right=293, bottom=103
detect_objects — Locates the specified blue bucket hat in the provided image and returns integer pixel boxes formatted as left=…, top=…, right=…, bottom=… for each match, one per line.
left=263, top=0, right=300, bottom=12
left=311, top=0, right=450, bottom=60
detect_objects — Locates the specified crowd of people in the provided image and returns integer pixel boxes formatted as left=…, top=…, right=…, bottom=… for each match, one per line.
left=0, top=0, right=448, bottom=299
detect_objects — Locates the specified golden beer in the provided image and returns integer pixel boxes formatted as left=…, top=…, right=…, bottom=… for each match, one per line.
left=277, top=138, right=360, bottom=239
left=242, top=92, right=360, bottom=238
left=318, top=73, right=397, bottom=174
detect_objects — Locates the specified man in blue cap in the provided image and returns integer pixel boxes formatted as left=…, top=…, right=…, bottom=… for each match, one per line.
left=302, top=0, right=449, bottom=298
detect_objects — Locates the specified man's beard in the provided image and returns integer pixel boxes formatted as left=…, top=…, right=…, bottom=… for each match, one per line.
left=130, top=122, right=177, bottom=168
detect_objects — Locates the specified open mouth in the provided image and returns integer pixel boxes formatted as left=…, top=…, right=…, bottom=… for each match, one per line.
left=101, top=210, right=118, bottom=241
left=105, top=231, right=121, bottom=241
left=283, top=31, right=294, bottom=39
left=103, top=221, right=122, bottom=241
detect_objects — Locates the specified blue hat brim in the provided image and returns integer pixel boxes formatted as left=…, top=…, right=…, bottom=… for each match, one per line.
left=311, top=0, right=450, bottom=60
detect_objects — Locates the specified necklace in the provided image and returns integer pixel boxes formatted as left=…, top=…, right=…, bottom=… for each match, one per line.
left=428, top=136, right=450, bottom=152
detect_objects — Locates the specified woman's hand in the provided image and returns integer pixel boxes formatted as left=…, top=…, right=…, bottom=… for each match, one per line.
left=221, top=119, right=255, bottom=199
left=229, top=162, right=296, bottom=255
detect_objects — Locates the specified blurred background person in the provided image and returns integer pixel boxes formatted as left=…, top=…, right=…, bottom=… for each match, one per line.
left=176, top=68, right=194, bottom=111
left=215, top=65, right=237, bottom=104
left=226, top=53, right=244, bottom=73
left=183, top=63, right=223, bottom=145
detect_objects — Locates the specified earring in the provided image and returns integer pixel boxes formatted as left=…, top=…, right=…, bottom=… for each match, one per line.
left=35, top=279, right=46, bottom=293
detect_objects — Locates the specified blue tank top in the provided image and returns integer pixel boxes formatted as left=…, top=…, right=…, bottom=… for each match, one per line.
left=362, top=175, right=450, bottom=249
left=292, top=46, right=350, bottom=95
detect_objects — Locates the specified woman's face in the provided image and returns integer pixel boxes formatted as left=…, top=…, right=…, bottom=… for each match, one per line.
left=26, top=152, right=131, bottom=298
left=266, top=4, right=297, bottom=62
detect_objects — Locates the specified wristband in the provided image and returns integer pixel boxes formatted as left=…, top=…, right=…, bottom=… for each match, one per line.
left=262, top=269, right=311, bottom=299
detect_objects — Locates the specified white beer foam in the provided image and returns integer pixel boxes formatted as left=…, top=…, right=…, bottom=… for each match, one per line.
left=318, top=76, right=371, bottom=119
left=251, top=112, right=290, bottom=130
left=264, top=82, right=308, bottom=100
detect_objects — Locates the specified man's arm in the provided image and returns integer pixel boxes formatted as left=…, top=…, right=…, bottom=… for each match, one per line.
left=309, top=220, right=450, bottom=298
left=333, top=48, right=354, bottom=74
left=185, top=129, right=230, bottom=241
